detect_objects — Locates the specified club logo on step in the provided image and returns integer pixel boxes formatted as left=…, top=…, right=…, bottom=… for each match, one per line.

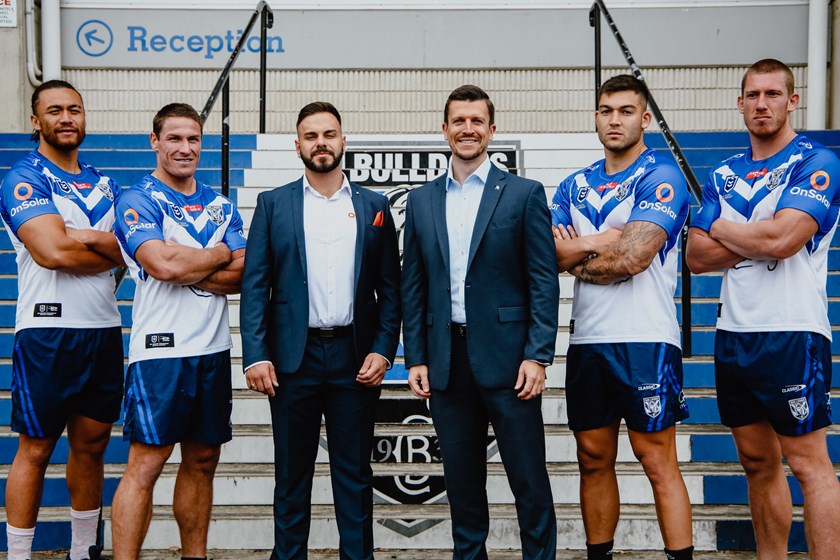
left=643, top=396, right=662, bottom=418
left=788, top=397, right=810, bottom=420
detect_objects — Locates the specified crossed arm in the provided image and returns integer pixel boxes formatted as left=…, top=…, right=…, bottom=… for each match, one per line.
left=18, top=214, right=123, bottom=274
left=554, top=220, right=668, bottom=285
left=134, top=238, right=232, bottom=285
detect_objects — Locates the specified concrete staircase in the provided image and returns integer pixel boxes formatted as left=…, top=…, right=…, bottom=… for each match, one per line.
left=1, top=131, right=839, bottom=554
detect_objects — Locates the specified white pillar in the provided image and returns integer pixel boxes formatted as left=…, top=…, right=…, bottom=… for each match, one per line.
left=40, top=0, right=61, bottom=81
left=807, top=0, right=829, bottom=130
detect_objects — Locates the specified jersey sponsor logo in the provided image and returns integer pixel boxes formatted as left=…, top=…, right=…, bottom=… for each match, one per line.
left=14, top=182, right=33, bottom=200
left=766, top=167, right=785, bottom=191
left=789, top=186, right=830, bottom=209
left=124, top=208, right=140, bottom=225
left=638, top=199, right=677, bottom=219
left=723, top=176, right=737, bottom=193
left=782, top=384, right=806, bottom=393
left=145, top=332, right=175, bottom=348
left=643, top=396, right=662, bottom=418
left=73, top=181, right=93, bottom=190
left=33, top=303, right=62, bottom=317
left=10, top=197, right=51, bottom=217
left=637, top=383, right=661, bottom=391
left=810, top=170, right=830, bottom=191
left=598, top=181, right=618, bottom=191
left=206, top=204, right=225, bottom=225
left=745, top=168, right=768, bottom=180
left=655, top=183, right=674, bottom=203
left=184, top=204, right=203, bottom=212
left=788, top=397, right=810, bottom=420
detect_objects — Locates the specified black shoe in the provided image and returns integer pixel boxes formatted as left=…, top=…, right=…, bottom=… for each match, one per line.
left=65, top=545, right=106, bottom=560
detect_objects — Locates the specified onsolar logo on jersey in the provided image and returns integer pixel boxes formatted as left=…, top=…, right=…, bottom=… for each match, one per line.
left=14, top=183, right=33, bottom=201
left=655, top=183, right=674, bottom=203
left=124, top=208, right=140, bottom=225
left=810, top=170, right=830, bottom=191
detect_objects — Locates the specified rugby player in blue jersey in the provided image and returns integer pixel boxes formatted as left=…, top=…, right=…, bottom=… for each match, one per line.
left=552, top=75, right=693, bottom=560
left=687, top=59, right=840, bottom=559
left=110, top=104, right=246, bottom=560
left=1, top=80, right=125, bottom=560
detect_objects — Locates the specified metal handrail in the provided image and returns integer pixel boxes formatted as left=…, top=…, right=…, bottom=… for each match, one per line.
left=590, top=0, right=698, bottom=357
left=200, top=0, right=274, bottom=197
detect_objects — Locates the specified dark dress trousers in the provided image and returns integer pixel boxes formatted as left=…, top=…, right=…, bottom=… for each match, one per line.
left=240, top=179, right=401, bottom=560
left=401, top=164, right=559, bottom=560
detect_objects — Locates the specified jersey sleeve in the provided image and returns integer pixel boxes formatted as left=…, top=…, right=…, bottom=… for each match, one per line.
left=689, top=171, right=721, bottom=233
left=627, top=164, right=689, bottom=237
left=777, top=148, right=840, bottom=229
left=550, top=176, right=573, bottom=228
left=223, top=203, right=247, bottom=251
left=114, top=188, right=165, bottom=260
left=0, top=166, right=59, bottom=236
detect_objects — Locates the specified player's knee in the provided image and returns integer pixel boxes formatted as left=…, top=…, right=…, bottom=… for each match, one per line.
left=576, top=445, right=615, bottom=474
left=17, top=435, right=59, bottom=466
left=181, top=445, right=221, bottom=475
left=785, top=452, right=835, bottom=488
left=637, top=451, right=680, bottom=487
left=736, top=447, right=781, bottom=477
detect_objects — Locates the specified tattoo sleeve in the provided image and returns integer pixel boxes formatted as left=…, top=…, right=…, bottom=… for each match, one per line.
left=573, top=221, right=668, bottom=285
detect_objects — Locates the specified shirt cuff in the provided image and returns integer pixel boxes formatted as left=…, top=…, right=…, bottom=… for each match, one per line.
left=244, top=360, right=272, bottom=373
left=526, top=359, right=551, bottom=367
left=374, top=352, right=393, bottom=369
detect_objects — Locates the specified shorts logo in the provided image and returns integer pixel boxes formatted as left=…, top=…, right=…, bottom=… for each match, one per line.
left=14, top=183, right=33, bottom=201
left=810, top=170, right=830, bottom=191
left=637, top=383, right=661, bottom=391
left=206, top=204, right=225, bottom=226
left=788, top=397, right=810, bottom=420
left=33, top=303, right=61, bottom=317
left=655, top=183, right=674, bottom=203
left=723, top=176, right=737, bottom=193
left=146, top=333, right=175, bottom=349
left=124, top=209, right=139, bottom=225
left=781, top=384, right=806, bottom=394
left=643, top=396, right=662, bottom=418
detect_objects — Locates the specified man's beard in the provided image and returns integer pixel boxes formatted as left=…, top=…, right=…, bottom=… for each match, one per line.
left=41, top=127, right=86, bottom=152
left=302, top=148, right=344, bottom=174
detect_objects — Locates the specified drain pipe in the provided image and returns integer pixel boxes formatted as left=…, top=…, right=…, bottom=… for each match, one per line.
left=41, top=0, right=61, bottom=81
left=25, top=0, right=41, bottom=86
left=807, top=0, right=828, bottom=129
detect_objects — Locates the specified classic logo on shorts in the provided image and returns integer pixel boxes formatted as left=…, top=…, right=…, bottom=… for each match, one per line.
left=637, top=383, right=660, bottom=391
left=14, top=182, right=33, bottom=201
left=643, top=396, right=662, bottom=418
left=781, top=384, right=806, bottom=394
left=124, top=209, right=139, bottom=225
left=810, top=170, right=830, bottom=191
left=655, top=183, right=674, bottom=203
left=206, top=204, right=225, bottom=226
left=788, top=397, right=810, bottom=420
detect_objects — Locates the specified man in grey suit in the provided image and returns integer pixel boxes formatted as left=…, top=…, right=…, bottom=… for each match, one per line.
left=401, top=85, right=559, bottom=560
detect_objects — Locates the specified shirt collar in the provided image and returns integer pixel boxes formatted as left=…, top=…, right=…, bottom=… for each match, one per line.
left=446, top=155, right=493, bottom=191
left=303, top=173, right=352, bottom=200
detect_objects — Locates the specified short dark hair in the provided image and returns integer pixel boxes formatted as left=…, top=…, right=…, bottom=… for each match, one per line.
left=741, top=58, right=795, bottom=95
left=152, top=103, right=202, bottom=137
left=598, top=74, right=649, bottom=107
left=444, top=85, right=495, bottom=126
left=296, top=101, right=342, bottom=129
left=31, top=80, right=82, bottom=115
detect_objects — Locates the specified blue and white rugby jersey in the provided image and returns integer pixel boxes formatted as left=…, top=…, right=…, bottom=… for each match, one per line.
left=114, top=175, right=247, bottom=363
left=551, top=148, right=689, bottom=347
left=693, top=135, right=840, bottom=339
left=0, top=150, right=122, bottom=331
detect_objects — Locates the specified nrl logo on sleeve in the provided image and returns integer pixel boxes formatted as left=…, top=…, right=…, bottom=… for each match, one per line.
left=788, top=397, right=810, bottom=420
left=643, top=396, right=662, bottom=418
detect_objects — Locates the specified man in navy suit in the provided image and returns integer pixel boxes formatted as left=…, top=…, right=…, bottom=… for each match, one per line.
left=401, top=85, right=559, bottom=560
left=240, top=101, right=401, bottom=560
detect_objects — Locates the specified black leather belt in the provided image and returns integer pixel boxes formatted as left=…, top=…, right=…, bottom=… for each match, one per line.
left=452, top=323, right=467, bottom=337
left=308, top=325, right=353, bottom=338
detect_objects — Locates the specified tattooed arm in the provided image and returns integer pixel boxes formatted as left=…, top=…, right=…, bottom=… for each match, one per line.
left=569, top=220, right=668, bottom=285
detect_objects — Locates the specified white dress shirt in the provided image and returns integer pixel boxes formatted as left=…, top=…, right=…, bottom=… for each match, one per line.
left=303, top=174, right=357, bottom=328
left=446, top=156, right=492, bottom=324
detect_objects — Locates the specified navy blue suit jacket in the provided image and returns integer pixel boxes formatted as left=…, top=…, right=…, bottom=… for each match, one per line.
left=240, top=179, right=401, bottom=374
left=401, top=164, right=559, bottom=390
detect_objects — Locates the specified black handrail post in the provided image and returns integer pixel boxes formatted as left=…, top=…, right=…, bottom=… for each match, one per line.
left=259, top=4, right=274, bottom=134
left=681, top=216, right=692, bottom=357
left=589, top=3, right=601, bottom=114
left=222, top=78, right=231, bottom=198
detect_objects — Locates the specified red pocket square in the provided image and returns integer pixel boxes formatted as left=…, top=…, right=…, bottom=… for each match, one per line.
left=372, top=210, right=384, bottom=226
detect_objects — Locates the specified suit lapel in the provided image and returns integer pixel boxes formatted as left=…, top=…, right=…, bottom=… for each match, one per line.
left=467, top=165, right=505, bottom=272
left=350, top=184, right=366, bottom=289
left=431, top=176, right=450, bottom=276
left=291, top=180, right=307, bottom=278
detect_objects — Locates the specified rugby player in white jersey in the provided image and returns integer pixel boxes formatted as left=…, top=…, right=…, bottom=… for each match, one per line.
left=0, top=80, right=124, bottom=560
left=110, top=103, right=246, bottom=560
left=687, top=59, right=840, bottom=559
left=552, top=74, right=693, bottom=560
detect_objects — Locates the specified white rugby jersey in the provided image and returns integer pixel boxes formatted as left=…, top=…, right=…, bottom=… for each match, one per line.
left=114, top=175, right=247, bottom=363
left=693, top=135, right=840, bottom=339
left=0, top=150, right=122, bottom=331
left=551, top=149, right=689, bottom=347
